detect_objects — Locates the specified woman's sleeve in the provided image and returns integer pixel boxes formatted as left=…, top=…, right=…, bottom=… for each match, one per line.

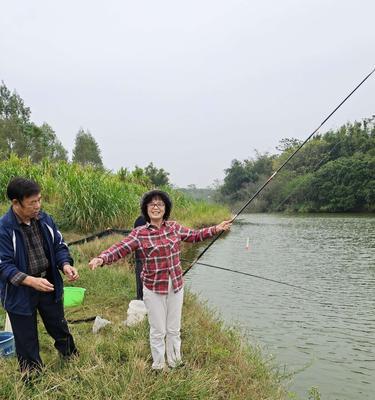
left=98, top=229, right=140, bottom=265
left=176, top=222, right=217, bottom=243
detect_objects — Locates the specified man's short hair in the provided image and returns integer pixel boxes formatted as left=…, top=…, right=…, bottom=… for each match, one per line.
left=6, top=177, right=41, bottom=202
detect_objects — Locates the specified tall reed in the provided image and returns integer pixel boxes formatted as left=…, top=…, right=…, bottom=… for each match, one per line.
left=0, top=156, right=229, bottom=232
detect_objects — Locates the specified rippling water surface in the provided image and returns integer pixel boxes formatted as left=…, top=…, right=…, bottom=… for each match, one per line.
left=185, top=214, right=375, bottom=399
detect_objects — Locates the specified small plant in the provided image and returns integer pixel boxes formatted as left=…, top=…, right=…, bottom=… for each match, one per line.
left=308, top=387, right=321, bottom=400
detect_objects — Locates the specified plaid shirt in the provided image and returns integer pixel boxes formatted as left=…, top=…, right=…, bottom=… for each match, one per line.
left=11, top=214, right=50, bottom=285
left=98, top=221, right=217, bottom=294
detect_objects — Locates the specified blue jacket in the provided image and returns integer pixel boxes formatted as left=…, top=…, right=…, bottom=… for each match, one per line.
left=0, top=208, right=73, bottom=316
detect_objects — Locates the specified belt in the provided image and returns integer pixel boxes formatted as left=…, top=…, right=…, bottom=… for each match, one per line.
left=32, top=271, right=47, bottom=278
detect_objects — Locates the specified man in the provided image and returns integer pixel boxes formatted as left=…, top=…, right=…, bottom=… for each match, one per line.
left=0, top=177, right=79, bottom=375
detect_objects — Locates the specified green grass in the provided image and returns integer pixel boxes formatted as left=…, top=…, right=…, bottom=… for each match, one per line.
left=0, top=235, right=286, bottom=400
left=0, top=157, right=286, bottom=399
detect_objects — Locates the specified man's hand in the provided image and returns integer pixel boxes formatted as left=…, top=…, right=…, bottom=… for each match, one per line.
left=22, top=276, right=54, bottom=292
left=63, top=265, right=79, bottom=282
left=88, top=257, right=104, bottom=270
left=215, top=219, right=233, bottom=233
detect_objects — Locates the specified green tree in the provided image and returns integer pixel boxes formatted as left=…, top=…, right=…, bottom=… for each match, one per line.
left=0, top=81, right=30, bottom=159
left=217, top=117, right=375, bottom=212
left=308, top=155, right=374, bottom=211
left=23, top=123, right=68, bottom=162
left=117, top=166, right=152, bottom=187
left=0, top=118, right=27, bottom=159
left=39, top=123, right=68, bottom=161
left=276, top=137, right=302, bottom=152
left=249, top=151, right=274, bottom=179
left=144, top=162, right=170, bottom=187
left=220, top=153, right=274, bottom=202
left=220, top=159, right=252, bottom=200
left=0, top=82, right=68, bottom=162
left=72, top=129, right=103, bottom=167
left=0, top=81, right=31, bottom=123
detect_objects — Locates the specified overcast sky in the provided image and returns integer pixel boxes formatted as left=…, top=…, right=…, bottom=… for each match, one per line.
left=1, top=0, right=374, bottom=187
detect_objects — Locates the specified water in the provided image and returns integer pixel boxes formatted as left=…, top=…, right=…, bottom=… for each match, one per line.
left=185, top=214, right=375, bottom=399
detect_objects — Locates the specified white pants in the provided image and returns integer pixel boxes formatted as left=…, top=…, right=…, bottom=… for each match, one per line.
left=143, top=279, right=184, bottom=369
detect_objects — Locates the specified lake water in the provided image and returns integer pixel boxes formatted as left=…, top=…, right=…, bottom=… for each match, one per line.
left=185, top=214, right=375, bottom=399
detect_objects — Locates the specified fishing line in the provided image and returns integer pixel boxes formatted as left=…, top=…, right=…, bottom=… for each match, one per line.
left=183, top=66, right=375, bottom=278
left=181, top=258, right=319, bottom=294
left=67, top=228, right=130, bottom=246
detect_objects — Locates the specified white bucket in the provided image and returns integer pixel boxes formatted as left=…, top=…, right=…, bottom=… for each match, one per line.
left=5, top=313, right=12, bottom=333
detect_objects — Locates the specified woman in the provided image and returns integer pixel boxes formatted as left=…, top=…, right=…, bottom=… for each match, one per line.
left=89, top=190, right=232, bottom=370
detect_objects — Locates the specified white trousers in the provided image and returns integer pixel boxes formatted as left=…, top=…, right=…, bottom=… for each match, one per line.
left=143, top=279, right=184, bottom=369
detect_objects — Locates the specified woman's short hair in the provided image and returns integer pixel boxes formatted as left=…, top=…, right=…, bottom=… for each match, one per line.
left=140, top=190, right=172, bottom=222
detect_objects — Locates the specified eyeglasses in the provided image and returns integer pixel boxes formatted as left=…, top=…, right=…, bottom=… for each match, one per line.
left=147, top=201, right=165, bottom=209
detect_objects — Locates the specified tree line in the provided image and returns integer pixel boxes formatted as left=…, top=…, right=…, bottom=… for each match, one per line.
left=0, top=82, right=170, bottom=187
left=216, top=117, right=375, bottom=212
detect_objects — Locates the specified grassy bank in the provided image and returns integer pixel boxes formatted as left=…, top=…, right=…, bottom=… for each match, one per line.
left=0, top=156, right=286, bottom=399
left=0, top=234, right=286, bottom=400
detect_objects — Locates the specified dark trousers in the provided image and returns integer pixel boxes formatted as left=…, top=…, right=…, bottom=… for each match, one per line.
left=8, top=290, right=77, bottom=373
left=135, top=254, right=143, bottom=300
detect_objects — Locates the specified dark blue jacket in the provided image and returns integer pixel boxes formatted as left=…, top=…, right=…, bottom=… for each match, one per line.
left=0, top=208, right=73, bottom=316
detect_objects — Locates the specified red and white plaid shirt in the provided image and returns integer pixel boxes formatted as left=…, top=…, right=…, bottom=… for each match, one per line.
left=98, top=221, right=217, bottom=294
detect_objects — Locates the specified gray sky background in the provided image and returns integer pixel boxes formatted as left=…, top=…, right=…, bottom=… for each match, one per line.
left=1, top=0, right=374, bottom=187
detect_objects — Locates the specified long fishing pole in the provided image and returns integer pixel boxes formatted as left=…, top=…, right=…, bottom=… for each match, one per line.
left=183, top=66, right=375, bottom=277
left=274, top=136, right=343, bottom=210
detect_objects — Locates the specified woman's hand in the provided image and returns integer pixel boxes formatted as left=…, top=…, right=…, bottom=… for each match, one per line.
left=215, top=219, right=233, bottom=233
left=88, top=257, right=104, bottom=270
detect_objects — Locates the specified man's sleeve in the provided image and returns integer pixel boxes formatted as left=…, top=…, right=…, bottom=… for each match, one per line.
left=0, top=230, right=27, bottom=285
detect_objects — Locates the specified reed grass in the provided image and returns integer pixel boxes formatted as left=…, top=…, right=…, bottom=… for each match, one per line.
left=0, top=156, right=229, bottom=232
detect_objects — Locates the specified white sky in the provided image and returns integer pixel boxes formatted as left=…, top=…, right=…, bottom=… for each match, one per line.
left=1, top=0, right=374, bottom=187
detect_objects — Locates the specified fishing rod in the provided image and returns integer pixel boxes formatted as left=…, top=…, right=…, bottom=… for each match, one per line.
left=274, top=136, right=344, bottom=211
left=181, top=258, right=319, bottom=293
left=183, top=66, right=375, bottom=277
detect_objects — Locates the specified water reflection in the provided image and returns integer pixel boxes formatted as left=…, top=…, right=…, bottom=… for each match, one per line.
left=185, top=214, right=375, bottom=400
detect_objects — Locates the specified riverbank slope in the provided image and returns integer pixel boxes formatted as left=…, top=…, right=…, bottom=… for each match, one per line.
left=0, top=232, right=286, bottom=400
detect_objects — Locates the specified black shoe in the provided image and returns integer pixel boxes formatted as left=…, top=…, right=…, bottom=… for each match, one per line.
left=21, top=369, right=42, bottom=386
left=61, top=348, right=79, bottom=361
